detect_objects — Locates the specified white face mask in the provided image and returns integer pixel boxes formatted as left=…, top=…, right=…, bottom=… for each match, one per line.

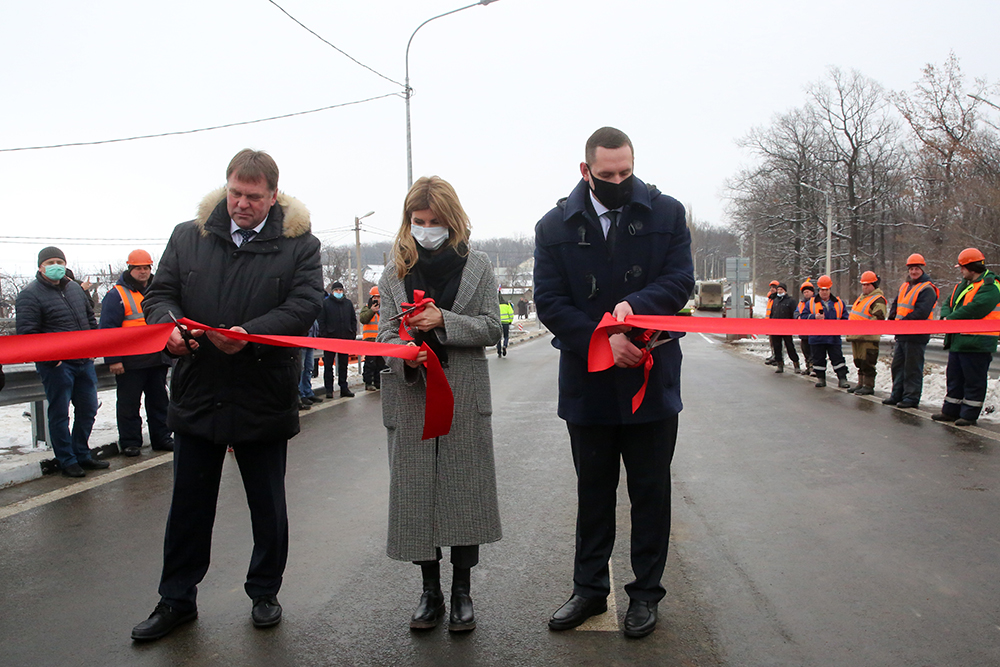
left=411, top=223, right=450, bottom=251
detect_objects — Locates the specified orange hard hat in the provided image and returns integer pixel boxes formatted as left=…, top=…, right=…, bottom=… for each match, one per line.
left=817, top=275, right=833, bottom=289
left=860, top=271, right=878, bottom=284
left=768, top=280, right=780, bottom=287
left=127, top=249, right=153, bottom=266
left=957, top=247, right=985, bottom=266
left=369, top=286, right=379, bottom=296
left=800, top=280, right=815, bottom=292
left=905, top=253, right=925, bottom=266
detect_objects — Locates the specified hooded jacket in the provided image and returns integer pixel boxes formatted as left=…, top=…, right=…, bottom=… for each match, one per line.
left=534, top=177, right=694, bottom=425
left=143, top=188, right=323, bottom=444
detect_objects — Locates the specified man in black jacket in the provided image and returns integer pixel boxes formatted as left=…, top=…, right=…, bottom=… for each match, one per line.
left=768, top=282, right=800, bottom=373
left=318, top=280, right=357, bottom=398
left=131, top=149, right=323, bottom=641
left=15, top=246, right=109, bottom=478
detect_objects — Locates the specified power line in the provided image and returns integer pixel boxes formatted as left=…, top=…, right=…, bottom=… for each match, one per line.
left=0, top=93, right=399, bottom=153
left=266, top=0, right=403, bottom=88
left=0, top=235, right=169, bottom=245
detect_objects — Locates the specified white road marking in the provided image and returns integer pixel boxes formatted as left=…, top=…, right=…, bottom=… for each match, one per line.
left=0, top=454, right=172, bottom=521
left=576, top=563, right=619, bottom=631
left=697, top=332, right=717, bottom=345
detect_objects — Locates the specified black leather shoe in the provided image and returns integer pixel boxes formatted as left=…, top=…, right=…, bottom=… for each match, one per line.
left=623, top=599, right=658, bottom=638
left=409, top=589, right=445, bottom=630
left=131, top=602, right=197, bottom=641
left=298, top=400, right=311, bottom=411
left=882, top=397, right=899, bottom=405
left=79, top=458, right=110, bottom=470
left=325, top=392, right=334, bottom=399
left=151, top=439, right=174, bottom=452
left=62, top=463, right=85, bottom=478
left=931, top=412, right=957, bottom=422
left=548, top=595, right=607, bottom=631
left=307, top=395, right=324, bottom=404
left=449, top=590, right=476, bottom=632
left=955, top=418, right=978, bottom=427
left=251, top=595, right=282, bottom=628
left=123, top=446, right=141, bottom=457
left=896, top=400, right=918, bottom=409
left=341, top=388, right=355, bottom=398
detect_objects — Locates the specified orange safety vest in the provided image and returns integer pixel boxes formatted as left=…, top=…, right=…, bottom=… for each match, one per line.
left=896, top=280, right=939, bottom=319
left=849, top=293, right=886, bottom=320
left=809, top=297, right=844, bottom=319
left=113, top=284, right=146, bottom=327
left=950, top=280, right=1000, bottom=337
left=362, top=312, right=379, bottom=341
left=766, top=297, right=773, bottom=318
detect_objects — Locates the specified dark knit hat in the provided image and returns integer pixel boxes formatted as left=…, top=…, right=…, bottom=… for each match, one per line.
left=777, top=282, right=788, bottom=291
left=331, top=281, right=344, bottom=290
left=38, top=246, right=66, bottom=266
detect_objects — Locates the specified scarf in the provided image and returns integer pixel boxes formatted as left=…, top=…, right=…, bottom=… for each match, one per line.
left=404, top=244, right=468, bottom=365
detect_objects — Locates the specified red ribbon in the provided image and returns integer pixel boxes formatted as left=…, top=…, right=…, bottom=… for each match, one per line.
left=398, top=290, right=435, bottom=341
left=0, top=320, right=454, bottom=440
left=588, top=313, right=1000, bottom=413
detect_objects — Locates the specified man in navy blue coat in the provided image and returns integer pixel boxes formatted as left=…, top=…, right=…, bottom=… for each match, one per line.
left=534, top=127, right=694, bottom=638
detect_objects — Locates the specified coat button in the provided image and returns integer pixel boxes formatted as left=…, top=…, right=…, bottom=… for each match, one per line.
left=215, top=402, right=223, bottom=409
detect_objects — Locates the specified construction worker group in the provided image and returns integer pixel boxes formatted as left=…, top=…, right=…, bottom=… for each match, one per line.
left=764, top=247, right=1000, bottom=427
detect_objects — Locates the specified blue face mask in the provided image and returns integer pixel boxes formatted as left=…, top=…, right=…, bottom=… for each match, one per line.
left=44, top=264, right=67, bottom=281
left=333, top=291, right=344, bottom=300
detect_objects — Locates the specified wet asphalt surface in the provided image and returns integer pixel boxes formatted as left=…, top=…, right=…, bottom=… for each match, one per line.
left=2, top=332, right=999, bottom=666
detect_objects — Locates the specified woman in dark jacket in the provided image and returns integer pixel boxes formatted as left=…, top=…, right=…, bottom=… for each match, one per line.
left=378, top=176, right=502, bottom=633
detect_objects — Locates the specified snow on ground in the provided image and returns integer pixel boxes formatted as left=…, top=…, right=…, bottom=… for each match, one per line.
left=729, top=334, right=1000, bottom=423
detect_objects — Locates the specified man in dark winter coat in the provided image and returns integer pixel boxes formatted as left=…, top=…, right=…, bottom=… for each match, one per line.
left=99, top=249, right=173, bottom=456
left=534, top=127, right=694, bottom=639
left=318, top=280, right=357, bottom=398
left=884, top=254, right=938, bottom=408
left=15, top=246, right=109, bottom=478
left=131, top=149, right=323, bottom=642
left=768, top=282, right=800, bottom=373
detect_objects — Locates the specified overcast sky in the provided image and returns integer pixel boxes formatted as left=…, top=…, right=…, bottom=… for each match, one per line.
left=1, top=0, right=997, bottom=277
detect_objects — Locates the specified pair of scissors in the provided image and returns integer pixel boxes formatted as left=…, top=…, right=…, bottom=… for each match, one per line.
left=384, top=303, right=425, bottom=323
left=168, top=311, right=197, bottom=356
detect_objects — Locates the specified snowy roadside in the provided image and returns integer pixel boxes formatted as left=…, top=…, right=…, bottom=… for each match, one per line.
left=726, top=334, right=1000, bottom=424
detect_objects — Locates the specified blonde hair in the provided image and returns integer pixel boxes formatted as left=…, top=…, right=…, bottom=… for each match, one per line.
left=393, top=176, right=471, bottom=278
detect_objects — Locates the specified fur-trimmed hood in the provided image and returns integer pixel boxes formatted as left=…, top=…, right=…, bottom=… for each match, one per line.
left=195, top=187, right=312, bottom=238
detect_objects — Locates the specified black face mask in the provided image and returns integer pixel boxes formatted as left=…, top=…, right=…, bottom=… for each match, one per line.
left=588, top=169, right=635, bottom=210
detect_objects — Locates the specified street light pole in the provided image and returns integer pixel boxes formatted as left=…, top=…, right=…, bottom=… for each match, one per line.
left=799, top=182, right=833, bottom=277
left=354, top=211, right=375, bottom=310
left=405, top=0, right=500, bottom=188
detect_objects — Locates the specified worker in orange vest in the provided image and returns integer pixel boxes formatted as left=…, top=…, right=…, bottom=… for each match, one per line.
left=883, top=254, right=938, bottom=408
left=98, top=249, right=173, bottom=456
left=359, top=286, right=385, bottom=391
left=793, top=280, right=815, bottom=375
left=931, top=248, right=1000, bottom=426
left=801, top=275, right=850, bottom=388
left=764, top=280, right=779, bottom=365
left=845, top=271, right=887, bottom=395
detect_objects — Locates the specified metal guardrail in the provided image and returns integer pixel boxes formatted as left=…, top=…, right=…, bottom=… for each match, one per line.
left=1, top=364, right=117, bottom=449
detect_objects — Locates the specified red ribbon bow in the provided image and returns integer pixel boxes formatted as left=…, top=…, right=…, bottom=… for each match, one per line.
left=399, top=289, right=435, bottom=341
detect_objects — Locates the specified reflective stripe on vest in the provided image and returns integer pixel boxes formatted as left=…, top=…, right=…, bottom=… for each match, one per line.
left=954, top=280, right=1000, bottom=337
left=113, top=284, right=146, bottom=327
left=362, top=313, right=379, bottom=340
left=849, top=293, right=886, bottom=320
left=896, top=280, right=939, bottom=319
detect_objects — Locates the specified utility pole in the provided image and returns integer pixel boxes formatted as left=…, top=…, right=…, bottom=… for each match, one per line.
left=354, top=211, right=375, bottom=311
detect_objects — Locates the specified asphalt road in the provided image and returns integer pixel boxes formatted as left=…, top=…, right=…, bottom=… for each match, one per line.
left=2, top=333, right=999, bottom=666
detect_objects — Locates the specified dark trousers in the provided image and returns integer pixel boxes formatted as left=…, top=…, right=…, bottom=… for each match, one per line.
left=497, top=323, right=511, bottom=354
left=414, top=545, right=479, bottom=569
left=812, top=342, right=848, bottom=377
left=942, top=351, right=993, bottom=421
left=323, top=350, right=350, bottom=393
left=769, top=335, right=799, bottom=364
left=567, top=417, right=678, bottom=602
left=115, top=365, right=171, bottom=448
left=158, top=433, right=289, bottom=610
left=889, top=339, right=927, bottom=403
left=799, top=337, right=812, bottom=366
left=35, top=360, right=99, bottom=467
left=363, top=355, right=386, bottom=387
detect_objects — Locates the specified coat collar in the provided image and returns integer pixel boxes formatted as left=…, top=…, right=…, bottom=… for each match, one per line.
left=194, top=187, right=312, bottom=240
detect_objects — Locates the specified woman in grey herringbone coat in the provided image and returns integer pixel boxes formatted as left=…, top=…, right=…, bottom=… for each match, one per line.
left=377, top=176, right=502, bottom=633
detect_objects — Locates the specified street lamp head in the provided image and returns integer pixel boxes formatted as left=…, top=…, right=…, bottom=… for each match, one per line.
left=479, top=0, right=500, bottom=4
left=359, top=211, right=375, bottom=220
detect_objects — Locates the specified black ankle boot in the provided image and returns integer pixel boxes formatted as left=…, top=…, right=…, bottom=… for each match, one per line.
left=449, top=566, right=476, bottom=632
left=409, top=562, right=445, bottom=630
